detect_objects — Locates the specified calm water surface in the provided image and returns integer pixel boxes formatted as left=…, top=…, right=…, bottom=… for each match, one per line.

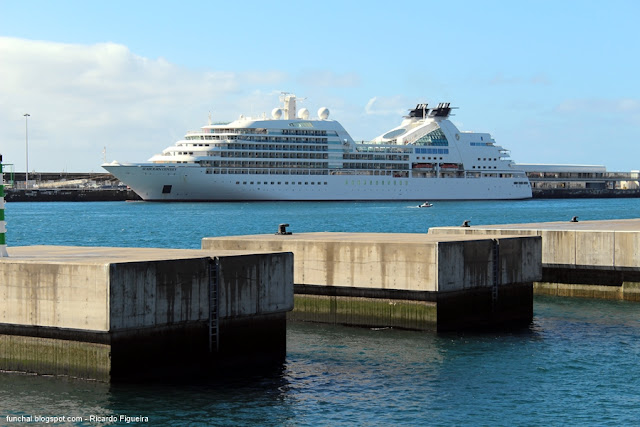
left=6, top=198, right=640, bottom=248
left=1, top=199, right=640, bottom=425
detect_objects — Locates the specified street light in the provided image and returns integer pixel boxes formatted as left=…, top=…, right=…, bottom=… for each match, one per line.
left=24, top=113, right=30, bottom=189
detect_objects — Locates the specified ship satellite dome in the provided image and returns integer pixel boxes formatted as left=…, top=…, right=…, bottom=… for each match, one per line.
left=318, top=107, right=330, bottom=119
left=298, top=108, right=310, bottom=119
left=272, top=108, right=283, bottom=119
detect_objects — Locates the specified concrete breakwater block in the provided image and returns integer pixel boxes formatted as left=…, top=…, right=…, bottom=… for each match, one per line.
left=429, top=218, right=640, bottom=301
left=0, top=246, right=293, bottom=382
left=202, top=233, right=541, bottom=331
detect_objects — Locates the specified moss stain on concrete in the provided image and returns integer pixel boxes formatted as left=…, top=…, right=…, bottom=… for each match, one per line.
left=290, top=294, right=437, bottom=330
left=0, top=335, right=110, bottom=381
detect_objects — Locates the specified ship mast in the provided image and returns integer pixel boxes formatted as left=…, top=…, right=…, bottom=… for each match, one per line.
left=281, top=93, right=297, bottom=120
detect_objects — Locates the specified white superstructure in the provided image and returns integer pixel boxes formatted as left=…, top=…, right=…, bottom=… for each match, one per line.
left=102, top=94, right=532, bottom=201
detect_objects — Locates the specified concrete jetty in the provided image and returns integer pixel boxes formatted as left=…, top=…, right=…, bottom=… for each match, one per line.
left=0, top=246, right=293, bottom=382
left=202, top=232, right=541, bottom=331
left=429, top=218, right=640, bottom=300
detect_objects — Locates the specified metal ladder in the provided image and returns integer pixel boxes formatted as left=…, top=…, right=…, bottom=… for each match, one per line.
left=492, top=240, right=500, bottom=312
left=209, top=258, right=219, bottom=352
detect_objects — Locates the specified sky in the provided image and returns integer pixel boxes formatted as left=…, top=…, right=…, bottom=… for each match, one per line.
left=1, top=0, right=639, bottom=173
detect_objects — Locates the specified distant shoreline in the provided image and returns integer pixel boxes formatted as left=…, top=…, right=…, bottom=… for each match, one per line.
left=5, top=188, right=141, bottom=202
left=3, top=171, right=640, bottom=201
left=3, top=187, right=639, bottom=202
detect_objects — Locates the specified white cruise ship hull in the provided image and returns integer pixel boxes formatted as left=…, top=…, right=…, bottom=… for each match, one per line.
left=104, top=164, right=532, bottom=201
left=103, top=95, right=533, bottom=202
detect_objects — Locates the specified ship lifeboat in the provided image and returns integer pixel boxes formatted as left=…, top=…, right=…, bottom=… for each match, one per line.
left=440, top=163, right=459, bottom=169
left=412, top=163, right=434, bottom=169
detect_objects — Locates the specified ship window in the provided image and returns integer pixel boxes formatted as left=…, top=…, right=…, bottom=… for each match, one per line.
left=414, top=128, right=448, bottom=146
left=162, top=185, right=172, bottom=194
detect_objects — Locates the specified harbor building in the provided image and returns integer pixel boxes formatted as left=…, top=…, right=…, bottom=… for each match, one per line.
left=516, top=164, right=640, bottom=197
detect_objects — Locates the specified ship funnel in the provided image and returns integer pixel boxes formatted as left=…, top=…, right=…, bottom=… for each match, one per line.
left=282, top=93, right=297, bottom=120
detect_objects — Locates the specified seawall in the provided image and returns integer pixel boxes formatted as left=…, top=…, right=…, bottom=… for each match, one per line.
left=5, top=188, right=141, bottom=202
left=202, top=232, right=541, bottom=331
left=532, top=188, right=640, bottom=198
left=0, top=246, right=293, bottom=382
left=429, top=219, right=640, bottom=300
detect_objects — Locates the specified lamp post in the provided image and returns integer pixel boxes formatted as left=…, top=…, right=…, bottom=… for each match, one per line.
left=24, top=113, right=30, bottom=189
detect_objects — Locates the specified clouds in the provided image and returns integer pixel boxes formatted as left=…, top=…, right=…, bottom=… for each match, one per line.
left=364, top=96, right=411, bottom=116
left=1, top=35, right=638, bottom=174
left=0, top=37, right=293, bottom=171
left=0, top=37, right=380, bottom=172
left=0, top=36, right=394, bottom=173
left=1, top=37, right=273, bottom=118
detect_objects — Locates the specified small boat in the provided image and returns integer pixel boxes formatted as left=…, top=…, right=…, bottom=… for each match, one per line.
left=418, top=201, right=433, bottom=208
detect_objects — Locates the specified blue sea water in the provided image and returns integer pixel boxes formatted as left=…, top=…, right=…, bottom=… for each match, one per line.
left=1, top=199, right=640, bottom=426
left=5, top=198, right=640, bottom=249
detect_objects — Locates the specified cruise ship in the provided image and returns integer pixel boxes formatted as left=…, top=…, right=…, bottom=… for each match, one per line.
left=102, top=94, right=532, bottom=201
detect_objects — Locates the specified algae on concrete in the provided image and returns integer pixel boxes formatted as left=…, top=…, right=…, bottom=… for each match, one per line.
left=0, top=335, right=110, bottom=381
left=290, top=294, right=437, bottom=330
left=535, top=281, right=640, bottom=301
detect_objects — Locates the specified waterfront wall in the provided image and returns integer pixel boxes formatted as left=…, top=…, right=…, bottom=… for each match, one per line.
left=429, top=219, right=640, bottom=301
left=532, top=188, right=640, bottom=198
left=202, top=233, right=541, bottom=331
left=5, top=188, right=140, bottom=202
left=0, top=246, right=293, bottom=381
left=5, top=187, right=639, bottom=201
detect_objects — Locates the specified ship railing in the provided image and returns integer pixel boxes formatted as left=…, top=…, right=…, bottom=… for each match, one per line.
left=603, top=172, right=639, bottom=179
left=355, top=145, right=413, bottom=154
left=330, top=169, right=412, bottom=177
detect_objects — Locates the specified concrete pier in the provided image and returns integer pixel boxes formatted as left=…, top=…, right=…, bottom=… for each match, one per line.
left=429, top=218, right=640, bottom=300
left=202, top=233, right=541, bottom=331
left=0, top=246, right=293, bottom=381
